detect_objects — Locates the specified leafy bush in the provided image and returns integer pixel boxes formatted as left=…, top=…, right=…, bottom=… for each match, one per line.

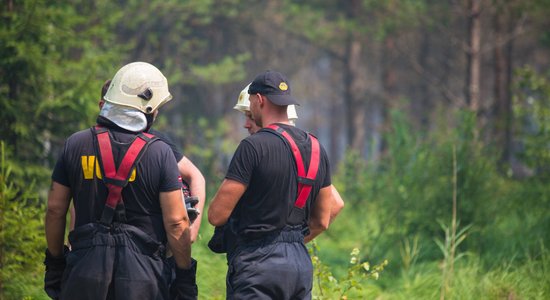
left=309, top=241, right=388, bottom=299
left=0, top=142, right=47, bottom=299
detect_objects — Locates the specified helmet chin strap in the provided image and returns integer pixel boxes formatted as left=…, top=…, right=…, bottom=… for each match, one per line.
left=145, top=112, right=155, bottom=132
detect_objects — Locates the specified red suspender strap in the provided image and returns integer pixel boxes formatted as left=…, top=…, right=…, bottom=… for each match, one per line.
left=94, top=126, right=155, bottom=224
left=296, top=135, right=319, bottom=208
left=266, top=124, right=321, bottom=209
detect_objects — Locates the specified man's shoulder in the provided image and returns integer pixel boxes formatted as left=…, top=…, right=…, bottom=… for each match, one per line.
left=244, top=129, right=282, bottom=145
left=65, top=128, right=94, bottom=144
left=147, top=128, right=168, bottom=141
left=259, top=124, right=309, bottom=143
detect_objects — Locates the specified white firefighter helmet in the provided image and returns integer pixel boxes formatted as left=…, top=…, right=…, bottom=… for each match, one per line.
left=233, top=83, right=251, bottom=112
left=287, top=105, right=298, bottom=123
left=103, top=62, right=172, bottom=114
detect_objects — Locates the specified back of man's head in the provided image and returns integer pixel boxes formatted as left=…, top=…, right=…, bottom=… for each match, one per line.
left=101, top=79, right=112, bottom=101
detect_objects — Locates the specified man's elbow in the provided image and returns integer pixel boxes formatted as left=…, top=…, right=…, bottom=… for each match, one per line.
left=187, top=170, right=205, bottom=187
left=207, top=214, right=223, bottom=227
left=179, top=159, right=205, bottom=183
left=196, top=172, right=206, bottom=185
left=46, top=205, right=67, bottom=220
left=164, top=217, right=190, bottom=232
left=310, top=219, right=329, bottom=233
left=207, top=209, right=226, bottom=227
left=333, top=199, right=344, bottom=217
left=338, top=197, right=345, bottom=210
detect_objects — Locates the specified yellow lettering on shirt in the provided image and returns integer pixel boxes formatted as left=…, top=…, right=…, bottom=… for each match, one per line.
left=81, top=155, right=135, bottom=181
left=81, top=156, right=95, bottom=179
left=129, top=168, right=136, bottom=181
left=95, top=159, right=103, bottom=179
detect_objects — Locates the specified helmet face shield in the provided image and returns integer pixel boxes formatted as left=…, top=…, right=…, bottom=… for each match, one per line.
left=104, top=62, right=172, bottom=114
left=99, top=101, right=148, bottom=132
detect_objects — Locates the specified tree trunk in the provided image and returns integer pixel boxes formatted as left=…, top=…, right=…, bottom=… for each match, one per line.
left=383, top=37, right=398, bottom=104
left=466, top=0, right=481, bottom=114
left=493, top=5, right=513, bottom=163
left=329, top=95, right=340, bottom=164
left=344, top=34, right=367, bottom=154
left=417, top=31, right=432, bottom=129
left=380, top=36, right=398, bottom=155
left=343, top=0, right=367, bottom=155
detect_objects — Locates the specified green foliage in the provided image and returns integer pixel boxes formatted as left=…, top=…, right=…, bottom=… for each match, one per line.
left=189, top=53, right=251, bottom=85
left=281, top=0, right=428, bottom=47
left=0, top=0, right=123, bottom=183
left=371, top=248, right=550, bottom=299
left=400, top=234, right=421, bottom=275
left=436, top=221, right=472, bottom=300
left=309, top=241, right=388, bottom=299
left=0, top=142, right=46, bottom=299
left=192, top=225, right=227, bottom=300
left=513, top=67, right=550, bottom=179
left=323, top=106, right=549, bottom=293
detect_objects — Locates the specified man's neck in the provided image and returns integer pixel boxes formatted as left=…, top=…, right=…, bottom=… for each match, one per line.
left=262, top=118, right=290, bottom=127
left=260, top=109, right=290, bottom=127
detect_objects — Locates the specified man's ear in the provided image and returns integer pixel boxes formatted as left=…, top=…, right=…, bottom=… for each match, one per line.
left=99, top=100, right=105, bottom=109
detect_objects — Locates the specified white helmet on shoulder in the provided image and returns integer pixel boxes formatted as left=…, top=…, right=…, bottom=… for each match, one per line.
left=287, top=105, right=298, bottom=124
left=233, top=83, right=251, bottom=112
left=104, top=62, right=172, bottom=114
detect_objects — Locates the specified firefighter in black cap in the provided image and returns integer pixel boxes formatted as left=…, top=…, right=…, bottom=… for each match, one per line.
left=209, top=70, right=334, bottom=299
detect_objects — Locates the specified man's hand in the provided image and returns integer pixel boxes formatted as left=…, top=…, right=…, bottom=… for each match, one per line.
left=44, top=246, right=68, bottom=299
left=170, top=258, right=198, bottom=300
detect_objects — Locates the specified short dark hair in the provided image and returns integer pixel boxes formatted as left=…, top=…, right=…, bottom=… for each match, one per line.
left=101, top=79, right=112, bottom=100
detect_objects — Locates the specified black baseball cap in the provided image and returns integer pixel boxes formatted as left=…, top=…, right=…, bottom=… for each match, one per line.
left=248, top=70, right=299, bottom=106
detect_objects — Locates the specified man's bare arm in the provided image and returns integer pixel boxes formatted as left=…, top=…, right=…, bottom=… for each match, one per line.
left=208, top=179, right=247, bottom=227
left=45, top=182, right=71, bottom=257
left=178, top=156, right=206, bottom=242
left=304, top=185, right=333, bottom=243
left=160, top=189, right=191, bottom=269
left=329, top=185, right=345, bottom=224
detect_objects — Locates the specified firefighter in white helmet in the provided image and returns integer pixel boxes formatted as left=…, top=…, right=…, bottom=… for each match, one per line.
left=45, top=62, right=197, bottom=299
left=100, top=78, right=205, bottom=243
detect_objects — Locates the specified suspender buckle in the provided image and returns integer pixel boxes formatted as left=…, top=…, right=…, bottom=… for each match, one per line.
left=297, top=176, right=315, bottom=186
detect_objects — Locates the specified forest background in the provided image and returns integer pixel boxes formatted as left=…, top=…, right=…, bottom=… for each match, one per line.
left=1, top=0, right=549, bottom=299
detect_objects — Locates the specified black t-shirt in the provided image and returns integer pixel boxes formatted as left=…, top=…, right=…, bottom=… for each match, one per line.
left=52, top=126, right=181, bottom=243
left=226, top=123, right=331, bottom=239
left=148, top=128, right=184, bottom=162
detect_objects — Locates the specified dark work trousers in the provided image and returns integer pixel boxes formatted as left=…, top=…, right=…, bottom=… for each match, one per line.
left=226, top=230, right=313, bottom=300
left=60, top=222, right=172, bottom=300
